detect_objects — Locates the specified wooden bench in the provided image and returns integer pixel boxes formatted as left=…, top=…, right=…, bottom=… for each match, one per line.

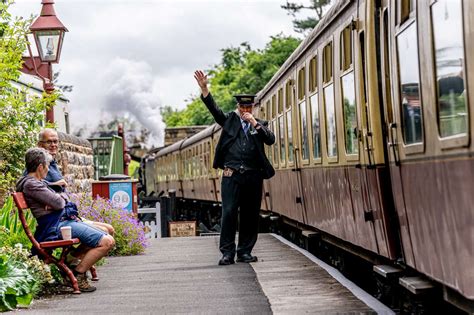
left=12, top=192, right=97, bottom=294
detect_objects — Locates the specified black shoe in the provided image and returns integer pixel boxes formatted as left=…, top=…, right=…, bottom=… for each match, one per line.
left=236, top=254, right=258, bottom=263
left=218, top=255, right=235, bottom=266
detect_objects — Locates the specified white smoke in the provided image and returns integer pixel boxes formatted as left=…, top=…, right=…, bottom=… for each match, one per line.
left=100, top=57, right=165, bottom=148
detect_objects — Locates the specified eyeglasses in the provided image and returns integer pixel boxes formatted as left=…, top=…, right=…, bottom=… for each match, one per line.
left=40, top=140, right=59, bottom=145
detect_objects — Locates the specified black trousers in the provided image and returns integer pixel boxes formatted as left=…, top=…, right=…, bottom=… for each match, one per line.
left=219, top=170, right=263, bottom=257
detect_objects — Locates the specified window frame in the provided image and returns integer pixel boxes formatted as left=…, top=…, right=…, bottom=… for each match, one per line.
left=340, top=22, right=354, bottom=74
left=278, top=88, right=284, bottom=114
left=394, top=19, right=425, bottom=154
left=322, top=39, right=339, bottom=163
left=309, top=54, right=318, bottom=93
left=297, top=62, right=310, bottom=165
left=339, top=21, right=359, bottom=160
left=273, top=119, right=279, bottom=168
left=396, top=0, right=416, bottom=27
left=284, top=77, right=295, bottom=167
left=429, top=0, right=470, bottom=149
left=306, top=51, right=323, bottom=165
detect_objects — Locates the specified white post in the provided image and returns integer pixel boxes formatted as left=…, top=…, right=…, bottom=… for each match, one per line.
left=155, top=202, right=161, bottom=239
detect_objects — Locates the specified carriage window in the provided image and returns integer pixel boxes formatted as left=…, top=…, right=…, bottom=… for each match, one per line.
left=286, top=110, right=294, bottom=162
left=204, top=143, right=209, bottom=174
left=273, top=120, right=279, bottom=166
left=278, top=88, right=283, bottom=113
left=267, top=124, right=273, bottom=164
left=279, top=116, right=286, bottom=164
left=323, top=42, right=333, bottom=84
left=199, top=145, right=203, bottom=176
left=272, top=95, right=277, bottom=117
left=431, top=0, right=467, bottom=137
left=397, top=22, right=423, bottom=144
left=191, top=149, right=195, bottom=177
left=182, top=154, right=186, bottom=179
left=342, top=72, right=358, bottom=154
left=359, top=31, right=367, bottom=104
left=266, top=100, right=271, bottom=119
left=187, top=150, right=191, bottom=178
left=299, top=101, right=309, bottom=160
left=285, top=81, right=293, bottom=109
left=298, top=67, right=306, bottom=100
left=397, top=0, right=415, bottom=25
left=324, top=84, right=337, bottom=157
left=207, top=142, right=211, bottom=173
left=309, top=55, right=318, bottom=93
left=189, top=150, right=193, bottom=177
left=196, top=150, right=199, bottom=175
left=310, top=93, right=321, bottom=159
left=341, top=25, right=352, bottom=71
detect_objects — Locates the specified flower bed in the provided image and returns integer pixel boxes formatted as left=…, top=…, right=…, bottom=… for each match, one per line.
left=71, top=193, right=148, bottom=256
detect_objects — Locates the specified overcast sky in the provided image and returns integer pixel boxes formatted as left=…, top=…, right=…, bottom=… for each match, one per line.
left=10, top=0, right=311, bottom=145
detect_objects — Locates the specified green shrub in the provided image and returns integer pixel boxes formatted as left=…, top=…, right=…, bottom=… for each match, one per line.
left=0, top=0, right=57, bottom=201
left=0, top=246, right=53, bottom=311
left=0, top=196, right=36, bottom=249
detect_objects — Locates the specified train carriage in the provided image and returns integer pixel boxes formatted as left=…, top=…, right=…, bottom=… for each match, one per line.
left=381, top=0, right=474, bottom=299
left=143, top=0, right=473, bottom=309
left=257, top=0, right=397, bottom=260
left=181, top=125, right=219, bottom=202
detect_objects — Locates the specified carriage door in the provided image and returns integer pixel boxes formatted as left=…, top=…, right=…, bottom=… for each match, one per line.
left=294, top=64, right=309, bottom=224
left=284, top=71, right=306, bottom=224
left=379, top=0, right=415, bottom=265
left=260, top=99, right=271, bottom=212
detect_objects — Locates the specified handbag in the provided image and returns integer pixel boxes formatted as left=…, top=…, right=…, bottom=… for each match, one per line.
left=61, top=201, right=80, bottom=221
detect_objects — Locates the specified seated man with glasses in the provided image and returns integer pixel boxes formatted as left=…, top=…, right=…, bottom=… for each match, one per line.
left=37, top=129, right=65, bottom=191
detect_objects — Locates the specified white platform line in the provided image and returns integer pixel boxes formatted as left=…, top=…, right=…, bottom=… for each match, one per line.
left=270, top=233, right=395, bottom=315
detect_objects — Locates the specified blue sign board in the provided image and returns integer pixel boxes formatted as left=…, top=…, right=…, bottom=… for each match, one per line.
left=109, top=182, right=132, bottom=212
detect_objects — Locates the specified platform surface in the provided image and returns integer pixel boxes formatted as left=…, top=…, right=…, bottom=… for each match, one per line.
left=23, top=234, right=392, bottom=314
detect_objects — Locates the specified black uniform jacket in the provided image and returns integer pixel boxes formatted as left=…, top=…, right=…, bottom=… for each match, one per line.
left=201, top=93, right=276, bottom=179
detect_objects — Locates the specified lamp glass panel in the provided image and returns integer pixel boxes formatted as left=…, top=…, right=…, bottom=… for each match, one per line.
left=35, top=30, right=61, bottom=62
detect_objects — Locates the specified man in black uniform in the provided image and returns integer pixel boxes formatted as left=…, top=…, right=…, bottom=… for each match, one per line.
left=194, top=70, right=275, bottom=266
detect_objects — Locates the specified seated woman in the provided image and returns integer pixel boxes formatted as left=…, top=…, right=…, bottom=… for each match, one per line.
left=16, top=147, right=115, bottom=293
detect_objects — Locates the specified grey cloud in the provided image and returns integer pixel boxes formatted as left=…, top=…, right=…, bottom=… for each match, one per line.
left=11, top=0, right=306, bottom=133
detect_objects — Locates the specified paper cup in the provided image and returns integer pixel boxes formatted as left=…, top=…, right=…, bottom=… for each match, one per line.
left=60, top=226, right=72, bottom=240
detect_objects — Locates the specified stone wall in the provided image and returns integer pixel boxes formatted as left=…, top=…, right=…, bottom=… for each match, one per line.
left=56, top=132, right=94, bottom=193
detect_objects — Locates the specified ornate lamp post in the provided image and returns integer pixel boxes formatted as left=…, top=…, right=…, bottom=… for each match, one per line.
left=21, top=0, right=68, bottom=124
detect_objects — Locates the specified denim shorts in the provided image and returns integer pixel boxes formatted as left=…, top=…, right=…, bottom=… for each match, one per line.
left=58, top=220, right=107, bottom=248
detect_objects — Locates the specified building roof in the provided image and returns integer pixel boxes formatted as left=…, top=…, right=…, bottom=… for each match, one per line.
left=14, top=73, right=70, bottom=103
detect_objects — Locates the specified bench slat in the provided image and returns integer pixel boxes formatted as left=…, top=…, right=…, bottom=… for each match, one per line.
left=40, top=238, right=80, bottom=248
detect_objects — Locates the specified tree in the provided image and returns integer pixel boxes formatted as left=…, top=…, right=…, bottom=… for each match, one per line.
left=281, top=0, right=332, bottom=34
left=0, top=0, right=55, bottom=200
left=162, top=34, right=301, bottom=127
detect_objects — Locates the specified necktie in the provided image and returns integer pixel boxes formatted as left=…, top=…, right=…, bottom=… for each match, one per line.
left=243, top=121, right=250, bottom=135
